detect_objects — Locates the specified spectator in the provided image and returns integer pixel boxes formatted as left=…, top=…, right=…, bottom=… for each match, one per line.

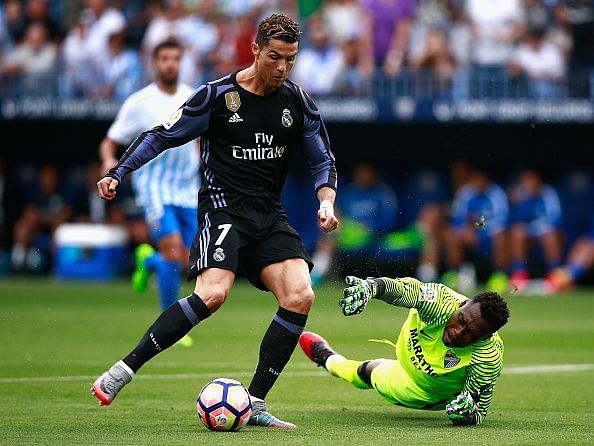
left=60, top=0, right=126, bottom=97
left=337, top=161, right=399, bottom=252
left=22, top=0, right=65, bottom=44
left=93, top=27, right=142, bottom=100
left=290, top=14, right=344, bottom=95
left=358, top=0, right=416, bottom=78
left=408, top=26, right=457, bottom=97
left=407, top=0, right=451, bottom=64
left=556, top=0, right=594, bottom=97
left=321, top=0, right=362, bottom=46
left=522, top=0, right=549, bottom=34
left=547, top=2, right=573, bottom=65
left=3, top=0, right=26, bottom=44
left=141, top=0, right=217, bottom=86
left=233, top=13, right=258, bottom=69
left=441, top=167, right=509, bottom=293
left=333, top=38, right=370, bottom=95
left=507, top=26, right=566, bottom=98
left=78, top=0, right=126, bottom=68
left=1, top=21, right=57, bottom=95
left=507, top=169, right=564, bottom=290
left=60, top=18, right=92, bottom=97
left=11, top=164, right=73, bottom=272
left=465, top=0, right=525, bottom=97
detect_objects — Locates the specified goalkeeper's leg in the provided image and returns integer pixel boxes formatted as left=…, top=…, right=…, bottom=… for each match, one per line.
left=326, top=357, right=372, bottom=390
left=300, top=332, right=383, bottom=390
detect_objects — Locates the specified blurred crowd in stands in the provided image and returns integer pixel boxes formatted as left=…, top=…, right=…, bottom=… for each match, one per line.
left=1, top=0, right=593, bottom=293
left=1, top=0, right=594, bottom=100
left=2, top=157, right=593, bottom=295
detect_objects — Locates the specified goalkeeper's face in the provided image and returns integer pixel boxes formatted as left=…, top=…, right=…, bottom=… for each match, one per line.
left=443, top=301, right=493, bottom=348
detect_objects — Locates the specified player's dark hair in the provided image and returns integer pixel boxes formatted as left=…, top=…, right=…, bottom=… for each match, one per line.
left=255, top=14, right=301, bottom=48
left=472, top=292, right=510, bottom=333
left=152, top=38, right=183, bottom=59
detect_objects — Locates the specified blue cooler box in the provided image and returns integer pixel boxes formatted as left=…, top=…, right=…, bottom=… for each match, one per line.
left=54, top=223, right=130, bottom=280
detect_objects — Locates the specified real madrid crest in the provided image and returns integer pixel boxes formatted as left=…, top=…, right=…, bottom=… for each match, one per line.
left=225, top=91, right=241, bottom=112
left=213, top=247, right=225, bottom=262
left=281, top=108, right=293, bottom=127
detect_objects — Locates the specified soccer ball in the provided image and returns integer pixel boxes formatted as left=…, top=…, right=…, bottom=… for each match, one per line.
left=196, top=378, right=252, bottom=431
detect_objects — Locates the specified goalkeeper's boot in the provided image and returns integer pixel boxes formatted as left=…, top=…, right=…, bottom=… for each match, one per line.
left=132, top=243, right=156, bottom=293
left=92, top=360, right=134, bottom=406
left=299, top=331, right=338, bottom=369
left=247, top=399, right=297, bottom=429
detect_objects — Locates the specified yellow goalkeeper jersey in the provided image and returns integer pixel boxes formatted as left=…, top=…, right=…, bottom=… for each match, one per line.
left=381, top=277, right=504, bottom=423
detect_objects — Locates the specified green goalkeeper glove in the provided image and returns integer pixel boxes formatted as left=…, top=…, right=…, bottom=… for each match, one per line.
left=446, top=391, right=478, bottom=425
left=339, top=276, right=379, bottom=316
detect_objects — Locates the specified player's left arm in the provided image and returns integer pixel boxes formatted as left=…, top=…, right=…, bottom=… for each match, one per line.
left=341, top=276, right=461, bottom=323
left=297, top=87, right=338, bottom=233
left=447, top=340, right=504, bottom=425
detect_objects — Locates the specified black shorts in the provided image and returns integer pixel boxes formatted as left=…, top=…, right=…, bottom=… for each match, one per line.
left=188, top=199, right=313, bottom=291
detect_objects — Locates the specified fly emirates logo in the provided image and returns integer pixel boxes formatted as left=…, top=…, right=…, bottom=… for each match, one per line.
left=232, top=133, right=286, bottom=161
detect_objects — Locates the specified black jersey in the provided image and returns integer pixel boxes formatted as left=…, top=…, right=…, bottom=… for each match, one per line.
left=109, top=72, right=337, bottom=213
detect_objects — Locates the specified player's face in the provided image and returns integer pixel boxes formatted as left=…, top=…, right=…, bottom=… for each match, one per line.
left=443, top=301, right=493, bottom=348
left=153, top=47, right=182, bottom=86
left=253, top=39, right=298, bottom=89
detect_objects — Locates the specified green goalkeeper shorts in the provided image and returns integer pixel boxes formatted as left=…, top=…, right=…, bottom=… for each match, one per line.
left=370, top=359, right=448, bottom=410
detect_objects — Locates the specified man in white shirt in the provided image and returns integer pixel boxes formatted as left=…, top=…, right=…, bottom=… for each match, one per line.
left=99, top=39, right=200, bottom=347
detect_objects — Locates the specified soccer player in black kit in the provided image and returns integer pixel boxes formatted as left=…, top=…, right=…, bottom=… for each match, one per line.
left=93, top=14, right=338, bottom=428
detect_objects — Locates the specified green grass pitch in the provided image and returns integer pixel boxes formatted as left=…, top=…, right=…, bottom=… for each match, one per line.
left=1, top=277, right=593, bottom=445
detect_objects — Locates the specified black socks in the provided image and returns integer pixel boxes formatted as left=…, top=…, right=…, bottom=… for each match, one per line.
left=248, top=306, right=308, bottom=400
left=123, top=294, right=211, bottom=372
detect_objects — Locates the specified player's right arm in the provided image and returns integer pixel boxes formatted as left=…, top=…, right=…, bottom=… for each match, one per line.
left=340, top=276, right=462, bottom=324
left=98, top=84, right=213, bottom=199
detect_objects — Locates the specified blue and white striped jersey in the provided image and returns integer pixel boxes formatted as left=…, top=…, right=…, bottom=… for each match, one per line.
left=107, top=83, right=199, bottom=220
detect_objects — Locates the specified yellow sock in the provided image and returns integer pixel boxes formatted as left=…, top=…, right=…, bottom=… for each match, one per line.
left=326, top=355, right=371, bottom=390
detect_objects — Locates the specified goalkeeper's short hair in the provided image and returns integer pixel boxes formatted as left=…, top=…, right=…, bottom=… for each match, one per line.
left=472, top=292, right=510, bottom=333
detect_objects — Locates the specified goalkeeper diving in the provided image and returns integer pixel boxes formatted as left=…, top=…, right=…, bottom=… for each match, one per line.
left=300, top=276, right=510, bottom=425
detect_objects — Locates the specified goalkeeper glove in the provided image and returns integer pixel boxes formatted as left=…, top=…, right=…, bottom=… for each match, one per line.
left=446, top=391, right=478, bottom=425
left=339, top=276, right=380, bottom=316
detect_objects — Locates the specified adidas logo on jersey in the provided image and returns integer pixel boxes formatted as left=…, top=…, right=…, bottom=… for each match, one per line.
left=228, top=113, right=243, bottom=123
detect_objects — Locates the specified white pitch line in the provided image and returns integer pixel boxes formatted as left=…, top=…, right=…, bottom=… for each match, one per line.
left=503, top=364, right=594, bottom=374
left=1, top=364, right=593, bottom=384
left=0, top=370, right=327, bottom=384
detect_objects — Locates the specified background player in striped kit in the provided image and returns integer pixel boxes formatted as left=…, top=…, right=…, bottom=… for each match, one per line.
left=99, top=39, right=199, bottom=347
left=300, top=275, right=509, bottom=425
left=93, top=14, right=338, bottom=428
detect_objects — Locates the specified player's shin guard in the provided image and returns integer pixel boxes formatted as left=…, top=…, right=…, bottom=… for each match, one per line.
left=326, top=357, right=372, bottom=390
left=123, top=293, right=211, bottom=372
left=248, top=307, right=307, bottom=400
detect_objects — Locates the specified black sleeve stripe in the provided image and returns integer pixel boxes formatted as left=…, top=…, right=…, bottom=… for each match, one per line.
left=298, top=88, right=321, bottom=121
left=285, top=80, right=321, bottom=121
left=183, top=85, right=214, bottom=117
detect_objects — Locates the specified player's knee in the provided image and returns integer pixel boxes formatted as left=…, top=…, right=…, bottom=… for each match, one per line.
left=159, top=242, right=185, bottom=263
left=199, top=288, right=228, bottom=312
left=282, top=282, right=315, bottom=314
